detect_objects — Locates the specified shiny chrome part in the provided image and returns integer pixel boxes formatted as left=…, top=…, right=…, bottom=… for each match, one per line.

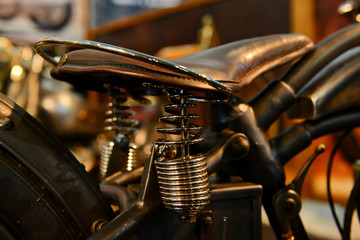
left=123, top=143, right=139, bottom=172
left=156, top=155, right=210, bottom=223
left=100, top=141, right=114, bottom=178
left=100, top=87, right=140, bottom=178
left=222, top=216, right=228, bottom=240
left=154, top=88, right=210, bottom=223
left=90, top=219, right=108, bottom=234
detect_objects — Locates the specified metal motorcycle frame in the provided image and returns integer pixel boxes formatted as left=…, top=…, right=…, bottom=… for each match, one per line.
left=0, top=22, right=358, bottom=239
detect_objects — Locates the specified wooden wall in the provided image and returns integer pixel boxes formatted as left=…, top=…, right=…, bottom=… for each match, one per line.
left=92, top=0, right=290, bottom=54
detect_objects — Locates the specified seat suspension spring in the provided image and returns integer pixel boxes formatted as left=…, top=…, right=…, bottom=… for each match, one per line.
left=100, top=87, right=140, bottom=178
left=154, top=88, right=210, bottom=223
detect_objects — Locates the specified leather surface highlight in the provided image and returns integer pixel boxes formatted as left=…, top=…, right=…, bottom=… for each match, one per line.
left=49, top=34, right=313, bottom=97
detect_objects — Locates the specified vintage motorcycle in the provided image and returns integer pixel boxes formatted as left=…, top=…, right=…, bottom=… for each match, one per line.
left=0, top=20, right=360, bottom=239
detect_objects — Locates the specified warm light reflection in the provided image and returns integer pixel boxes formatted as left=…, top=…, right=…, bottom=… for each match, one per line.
left=356, top=14, right=360, bottom=22
left=10, top=65, right=24, bottom=81
left=31, top=54, right=44, bottom=73
left=21, top=47, right=33, bottom=61
left=340, top=3, right=352, bottom=13
left=42, top=97, right=55, bottom=111
left=246, top=52, right=254, bottom=59
left=59, top=94, right=72, bottom=107
left=127, top=147, right=136, bottom=171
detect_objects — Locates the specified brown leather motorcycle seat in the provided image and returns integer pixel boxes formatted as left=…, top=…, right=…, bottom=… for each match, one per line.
left=35, top=34, right=313, bottom=102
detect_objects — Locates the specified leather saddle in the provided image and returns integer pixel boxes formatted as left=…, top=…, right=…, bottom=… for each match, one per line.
left=34, top=34, right=313, bottom=103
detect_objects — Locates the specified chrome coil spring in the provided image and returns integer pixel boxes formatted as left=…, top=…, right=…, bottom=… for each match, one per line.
left=100, top=141, right=114, bottom=177
left=104, top=89, right=139, bottom=136
left=124, top=143, right=138, bottom=172
left=100, top=87, right=140, bottom=177
left=154, top=88, right=210, bottom=222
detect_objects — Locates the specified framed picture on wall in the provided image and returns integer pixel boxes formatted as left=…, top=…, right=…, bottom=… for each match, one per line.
left=0, top=0, right=88, bottom=43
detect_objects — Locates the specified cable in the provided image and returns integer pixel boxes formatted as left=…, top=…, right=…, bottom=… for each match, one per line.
left=327, top=129, right=352, bottom=236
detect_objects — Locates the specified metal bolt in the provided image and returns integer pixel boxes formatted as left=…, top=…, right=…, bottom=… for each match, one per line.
left=284, top=198, right=296, bottom=211
left=114, top=133, right=129, bottom=149
left=230, top=133, right=250, bottom=158
left=157, top=144, right=177, bottom=159
left=179, top=215, right=196, bottom=223
left=204, top=216, right=213, bottom=225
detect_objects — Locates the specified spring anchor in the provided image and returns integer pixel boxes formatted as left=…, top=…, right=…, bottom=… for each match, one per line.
left=154, top=88, right=210, bottom=223
left=100, top=87, right=140, bottom=178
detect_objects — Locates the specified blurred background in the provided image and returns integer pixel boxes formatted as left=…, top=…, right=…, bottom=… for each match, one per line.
left=0, top=0, right=358, bottom=238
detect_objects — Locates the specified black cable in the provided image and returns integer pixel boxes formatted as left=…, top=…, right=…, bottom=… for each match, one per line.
left=326, top=129, right=352, bottom=236
left=343, top=165, right=360, bottom=240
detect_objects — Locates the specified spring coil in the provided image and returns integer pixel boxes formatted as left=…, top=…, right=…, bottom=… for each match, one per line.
left=124, top=143, right=139, bottom=172
left=154, top=89, right=210, bottom=222
left=100, top=88, right=140, bottom=177
left=104, top=91, right=139, bottom=137
left=100, top=141, right=114, bottom=177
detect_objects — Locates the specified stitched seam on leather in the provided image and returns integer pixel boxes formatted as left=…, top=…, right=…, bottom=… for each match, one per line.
left=241, top=42, right=312, bottom=79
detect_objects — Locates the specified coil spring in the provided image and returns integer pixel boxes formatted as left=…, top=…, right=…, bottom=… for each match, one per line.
left=100, top=88, right=140, bottom=177
left=104, top=90, right=139, bottom=136
left=100, top=141, right=114, bottom=177
left=154, top=89, right=210, bottom=223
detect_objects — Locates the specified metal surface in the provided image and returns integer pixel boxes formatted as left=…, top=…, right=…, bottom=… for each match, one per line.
left=90, top=142, right=161, bottom=240
left=100, top=87, right=141, bottom=178
left=101, top=166, right=144, bottom=186
left=131, top=182, right=262, bottom=240
left=219, top=102, right=285, bottom=193
left=280, top=23, right=360, bottom=92
left=272, top=145, right=325, bottom=239
left=287, top=47, right=360, bottom=119
left=250, top=24, right=360, bottom=130
left=206, top=131, right=250, bottom=174
left=29, top=23, right=360, bottom=239
left=154, top=88, right=210, bottom=223
left=271, top=107, right=360, bottom=165
left=250, top=80, right=295, bottom=131
left=198, top=211, right=217, bottom=240
left=156, top=155, right=210, bottom=223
